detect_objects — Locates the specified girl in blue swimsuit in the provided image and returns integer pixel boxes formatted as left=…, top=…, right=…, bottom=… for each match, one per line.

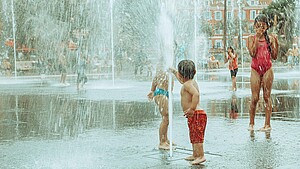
left=148, top=68, right=174, bottom=150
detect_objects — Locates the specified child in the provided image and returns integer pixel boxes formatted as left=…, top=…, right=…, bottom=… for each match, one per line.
left=59, top=53, right=68, bottom=85
left=230, top=94, right=239, bottom=119
left=147, top=64, right=174, bottom=150
left=170, top=60, right=207, bottom=165
left=225, top=46, right=238, bottom=91
left=76, top=54, right=88, bottom=90
left=246, top=14, right=278, bottom=131
left=286, top=48, right=293, bottom=68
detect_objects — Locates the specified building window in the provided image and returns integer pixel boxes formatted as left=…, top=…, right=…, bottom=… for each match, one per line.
left=215, top=40, right=223, bottom=48
left=215, top=29, right=223, bottom=35
left=209, top=40, right=212, bottom=49
left=227, top=11, right=232, bottom=20
left=215, top=11, right=222, bottom=21
left=247, top=0, right=257, bottom=6
left=206, top=11, right=212, bottom=20
left=243, top=39, right=246, bottom=48
left=239, top=10, right=246, bottom=20
left=249, top=25, right=254, bottom=33
left=205, top=0, right=209, bottom=6
left=228, top=0, right=232, bottom=6
left=250, top=10, right=256, bottom=20
left=242, top=11, right=246, bottom=20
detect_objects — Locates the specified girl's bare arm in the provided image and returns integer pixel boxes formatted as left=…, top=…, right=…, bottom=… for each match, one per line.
left=247, top=35, right=257, bottom=57
left=150, top=76, right=157, bottom=92
left=270, top=34, right=279, bottom=60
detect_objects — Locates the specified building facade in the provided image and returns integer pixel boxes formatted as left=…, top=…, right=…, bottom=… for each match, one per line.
left=203, top=0, right=273, bottom=59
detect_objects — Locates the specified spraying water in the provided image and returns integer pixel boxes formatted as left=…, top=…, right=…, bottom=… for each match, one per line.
left=110, top=0, right=115, bottom=86
left=238, top=0, right=244, bottom=90
left=10, top=0, right=17, bottom=78
left=158, top=1, right=174, bottom=157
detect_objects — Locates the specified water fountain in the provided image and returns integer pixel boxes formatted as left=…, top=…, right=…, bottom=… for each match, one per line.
left=157, top=1, right=175, bottom=157
left=0, top=0, right=300, bottom=168
left=110, top=0, right=115, bottom=86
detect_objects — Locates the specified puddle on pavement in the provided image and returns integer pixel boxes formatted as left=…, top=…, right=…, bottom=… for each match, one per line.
left=0, top=91, right=299, bottom=142
left=207, top=93, right=299, bottom=120
left=0, top=94, right=157, bottom=141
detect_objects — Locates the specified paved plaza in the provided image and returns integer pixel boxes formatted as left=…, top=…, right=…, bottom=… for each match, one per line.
left=0, top=66, right=299, bottom=169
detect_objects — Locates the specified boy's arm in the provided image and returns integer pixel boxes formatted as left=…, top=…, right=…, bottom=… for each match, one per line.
left=186, top=83, right=199, bottom=110
left=183, top=82, right=199, bottom=117
left=169, top=67, right=184, bottom=84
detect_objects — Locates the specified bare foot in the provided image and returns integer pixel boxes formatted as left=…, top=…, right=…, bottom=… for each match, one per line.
left=158, top=143, right=170, bottom=150
left=191, top=157, right=206, bottom=165
left=259, top=126, right=272, bottom=131
left=184, top=155, right=195, bottom=161
left=167, top=140, right=177, bottom=146
left=248, top=124, right=254, bottom=131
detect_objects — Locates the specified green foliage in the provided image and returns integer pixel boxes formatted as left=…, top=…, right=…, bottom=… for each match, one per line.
left=262, top=0, right=296, bottom=61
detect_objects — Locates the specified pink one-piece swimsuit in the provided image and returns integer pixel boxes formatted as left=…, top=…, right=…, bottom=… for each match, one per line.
left=251, top=36, right=272, bottom=76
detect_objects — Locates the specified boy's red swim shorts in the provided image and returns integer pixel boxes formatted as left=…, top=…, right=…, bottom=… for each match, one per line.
left=188, top=110, right=207, bottom=144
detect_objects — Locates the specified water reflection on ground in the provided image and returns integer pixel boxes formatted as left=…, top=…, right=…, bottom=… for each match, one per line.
left=0, top=91, right=299, bottom=141
left=0, top=94, right=157, bottom=141
left=207, top=93, right=299, bottom=121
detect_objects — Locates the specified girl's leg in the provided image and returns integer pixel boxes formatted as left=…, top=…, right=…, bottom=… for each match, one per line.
left=261, top=68, right=274, bottom=130
left=62, top=73, right=67, bottom=83
left=249, top=69, right=261, bottom=130
left=232, top=76, right=237, bottom=91
left=155, top=96, right=169, bottom=149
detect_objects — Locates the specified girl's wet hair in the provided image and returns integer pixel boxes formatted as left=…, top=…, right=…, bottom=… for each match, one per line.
left=178, top=60, right=195, bottom=79
left=228, top=46, right=235, bottom=55
left=254, top=14, right=272, bottom=54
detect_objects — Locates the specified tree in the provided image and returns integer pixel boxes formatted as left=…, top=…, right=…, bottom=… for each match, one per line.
left=262, top=0, right=296, bottom=62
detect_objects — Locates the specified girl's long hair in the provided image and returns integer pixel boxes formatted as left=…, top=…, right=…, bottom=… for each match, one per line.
left=228, top=46, right=235, bottom=55
left=254, top=14, right=272, bottom=54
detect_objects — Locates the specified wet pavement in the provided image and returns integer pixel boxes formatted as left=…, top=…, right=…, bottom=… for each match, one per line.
left=0, top=66, right=299, bottom=169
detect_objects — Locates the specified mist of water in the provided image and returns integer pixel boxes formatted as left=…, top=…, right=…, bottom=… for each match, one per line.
left=157, top=0, right=175, bottom=157
left=158, top=3, right=174, bottom=69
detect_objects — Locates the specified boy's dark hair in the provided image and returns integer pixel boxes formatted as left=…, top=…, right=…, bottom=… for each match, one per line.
left=178, top=60, right=196, bottom=79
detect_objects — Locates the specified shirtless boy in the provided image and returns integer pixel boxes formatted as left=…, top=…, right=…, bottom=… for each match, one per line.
left=170, top=60, right=207, bottom=165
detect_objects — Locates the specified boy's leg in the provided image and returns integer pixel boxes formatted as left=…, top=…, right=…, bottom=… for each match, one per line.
left=191, top=143, right=206, bottom=165
left=185, top=144, right=195, bottom=161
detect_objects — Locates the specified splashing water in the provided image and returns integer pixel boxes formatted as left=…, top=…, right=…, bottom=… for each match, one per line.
left=157, top=1, right=175, bottom=157
left=158, top=2, right=174, bottom=69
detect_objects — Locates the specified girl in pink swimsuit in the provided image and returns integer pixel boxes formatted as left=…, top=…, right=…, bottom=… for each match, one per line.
left=247, top=14, right=278, bottom=131
left=251, top=35, right=272, bottom=76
